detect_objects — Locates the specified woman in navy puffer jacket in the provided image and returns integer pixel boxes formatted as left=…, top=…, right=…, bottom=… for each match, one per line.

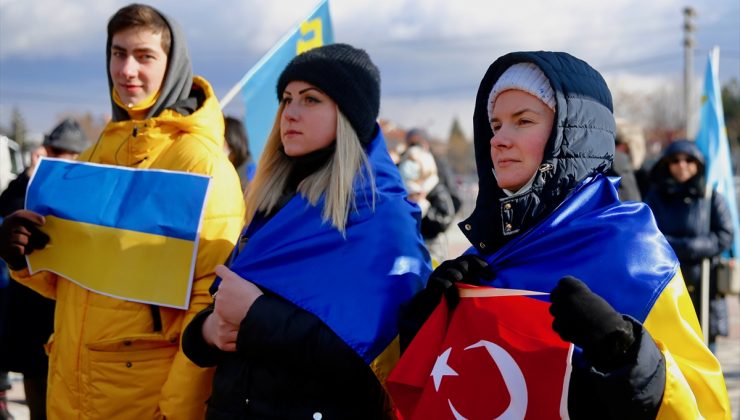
left=645, top=139, right=733, bottom=350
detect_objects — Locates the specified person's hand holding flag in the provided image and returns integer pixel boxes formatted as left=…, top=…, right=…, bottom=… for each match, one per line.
left=0, top=210, right=49, bottom=270
left=428, top=254, right=494, bottom=309
left=399, top=254, right=493, bottom=351
left=550, top=276, right=638, bottom=371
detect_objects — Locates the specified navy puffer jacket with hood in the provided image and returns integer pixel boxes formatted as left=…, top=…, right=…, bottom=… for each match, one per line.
left=461, top=51, right=615, bottom=252
left=401, top=51, right=731, bottom=420
left=645, top=140, right=733, bottom=337
left=458, top=52, right=669, bottom=419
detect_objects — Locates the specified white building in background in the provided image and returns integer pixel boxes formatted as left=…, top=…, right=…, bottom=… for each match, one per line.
left=0, top=135, right=24, bottom=192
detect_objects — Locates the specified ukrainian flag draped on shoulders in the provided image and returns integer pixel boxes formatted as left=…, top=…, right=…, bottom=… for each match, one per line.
left=229, top=128, right=432, bottom=380
left=472, top=174, right=675, bottom=321
left=390, top=49, right=731, bottom=419
left=466, top=174, right=730, bottom=419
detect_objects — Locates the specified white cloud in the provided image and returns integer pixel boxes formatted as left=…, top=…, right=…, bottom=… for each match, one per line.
left=2, top=0, right=732, bottom=61
left=0, top=0, right=737, bottom=135
left=0, top=0, right=118, bottom=57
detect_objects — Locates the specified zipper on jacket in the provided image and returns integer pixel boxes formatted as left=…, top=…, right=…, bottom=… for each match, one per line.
left=128, top=125, right=149, bottom=166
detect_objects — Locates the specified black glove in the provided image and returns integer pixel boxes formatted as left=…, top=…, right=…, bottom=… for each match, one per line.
left=427, top=254, right=494, bottom=309
left=549, top=276, right=637, bottom=371
left=399, top=254, right=493, bottom=352
left=0, top=210, right=49, bottom=270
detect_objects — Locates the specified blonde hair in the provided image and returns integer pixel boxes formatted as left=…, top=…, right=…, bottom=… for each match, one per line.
left=244, top=104, right=375, bottom=233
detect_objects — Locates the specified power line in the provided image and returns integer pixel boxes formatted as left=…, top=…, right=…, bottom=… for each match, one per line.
left=598, top=53, right=682, bottom=71
left=596, top=49, right=740, bottom=72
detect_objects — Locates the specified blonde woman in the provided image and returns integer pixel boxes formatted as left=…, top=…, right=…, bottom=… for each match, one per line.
left=183, top=44, right=431, bottom=419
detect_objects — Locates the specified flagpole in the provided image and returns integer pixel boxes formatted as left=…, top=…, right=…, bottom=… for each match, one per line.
left=697, top=46, right=722, bottom=345
left=698, top=48, right=719, bottom=345
left=219, top=0, right=329, bottom=109
left=700, top=259, right=710, bottom=344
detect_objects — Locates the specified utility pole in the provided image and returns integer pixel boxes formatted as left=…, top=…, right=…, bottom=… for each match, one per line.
left=683, top=6, right=696, bottom=137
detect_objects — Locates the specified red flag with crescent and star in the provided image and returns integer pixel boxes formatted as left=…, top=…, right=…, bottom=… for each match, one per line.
left=388, top=286, right=573, bottom=420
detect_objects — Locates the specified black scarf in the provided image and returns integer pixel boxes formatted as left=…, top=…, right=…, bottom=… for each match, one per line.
left=285, top=142, right=337, bottom=191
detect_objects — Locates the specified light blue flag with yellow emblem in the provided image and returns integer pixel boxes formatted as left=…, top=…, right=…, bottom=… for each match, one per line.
left=220, top=0, right=333, bottom=160
left=695, top=46, right=740, bottom=258
left=25, top=158, right=211, bottom=309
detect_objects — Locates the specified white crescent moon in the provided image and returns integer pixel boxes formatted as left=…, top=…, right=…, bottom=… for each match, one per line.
left=446, top=340, right=528, bottom=420
left=448, top=399, right=469, bottom=420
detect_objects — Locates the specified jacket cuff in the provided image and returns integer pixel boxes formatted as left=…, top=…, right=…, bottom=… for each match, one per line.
left=235, top=294, right=275, bottom=354
left=181, top=305, right=222, bottom=368
left=584, top=316, right=666, bottom=418
left=8, top=262, right=29, bottom=274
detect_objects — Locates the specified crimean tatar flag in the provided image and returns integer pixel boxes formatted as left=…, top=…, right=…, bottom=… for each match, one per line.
left=388, top=286, right=573, bottom=420
left=220, top=0, right=334, bottom=160
left=25, top=158, right=211, bottom=309
left=695, top=46, right=740, bottom=259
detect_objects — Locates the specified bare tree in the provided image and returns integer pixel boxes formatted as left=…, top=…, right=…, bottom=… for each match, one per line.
left=446, top=118, right=474, bottom=176
left=10, top=107, right=28, bottom=153
left=613, top=89, right=651, bottom=128
left=647, top=84, right=685, bottom=136
left=722, top=78, right=740, bottom=145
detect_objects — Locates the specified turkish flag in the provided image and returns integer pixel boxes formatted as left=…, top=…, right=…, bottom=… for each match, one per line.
left=388, top=286, right=573, bottom=420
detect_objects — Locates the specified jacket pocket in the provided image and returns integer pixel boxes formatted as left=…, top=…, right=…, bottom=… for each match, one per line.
left=84, top=335, right=177, bottom=420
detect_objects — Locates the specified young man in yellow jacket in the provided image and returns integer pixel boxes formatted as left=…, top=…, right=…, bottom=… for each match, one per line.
left=0, top=4, right=244, bottom=419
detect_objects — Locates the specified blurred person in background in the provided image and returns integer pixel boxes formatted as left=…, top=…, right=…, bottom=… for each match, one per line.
left=0, top=267, right=10, bottom=420
left=398, top=145, right=456, bottom=263
left=406, top=128, right=462, bottom=215
left=223, top=116, right=255, bottom=190
left=605, top=118, right=642, bottom=202
left=0, top=118, right=88, bottom=420
left=615, top=118, right=650, bottom=198
left=644, top=139, right=733, bottom=353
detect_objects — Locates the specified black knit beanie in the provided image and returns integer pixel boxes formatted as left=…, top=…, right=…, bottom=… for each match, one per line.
left=276, top=43, right=381, bottom=145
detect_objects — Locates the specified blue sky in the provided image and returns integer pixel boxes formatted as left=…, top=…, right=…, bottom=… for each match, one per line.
left=0, top=0, right=738, bottom=140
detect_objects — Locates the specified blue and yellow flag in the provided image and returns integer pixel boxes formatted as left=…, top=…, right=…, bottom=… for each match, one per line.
left=695, top=47, right=740, bottom=259
left=461, top=176, right=732, bottom=418
left=25, top=158, right=211, bottom=309
left=469, top=175, right=678, bottom=322
left=222, top=0, right=333, bottom=160
left=227, top=129, right=431, bottom=380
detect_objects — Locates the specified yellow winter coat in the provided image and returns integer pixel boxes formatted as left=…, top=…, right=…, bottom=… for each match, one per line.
left=12, top=77, right=245, bottom=419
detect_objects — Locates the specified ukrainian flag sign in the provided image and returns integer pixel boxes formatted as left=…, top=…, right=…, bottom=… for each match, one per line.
left=25, top=158, right=211, bottom=309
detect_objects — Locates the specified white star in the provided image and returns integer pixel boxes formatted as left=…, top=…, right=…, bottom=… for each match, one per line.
left=431, top=347, right=459, bottom=391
